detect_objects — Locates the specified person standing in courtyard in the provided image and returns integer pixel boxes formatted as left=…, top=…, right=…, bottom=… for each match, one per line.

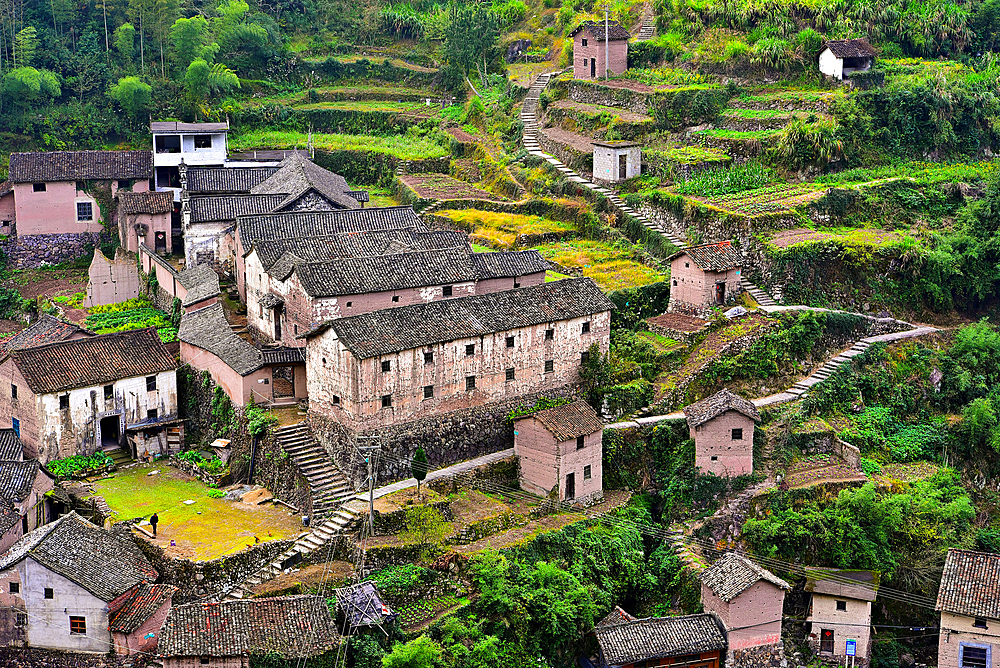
left=150, top=512, right=159, bottom=537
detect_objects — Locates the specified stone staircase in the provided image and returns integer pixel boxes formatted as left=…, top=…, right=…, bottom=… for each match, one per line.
left=106, top=447, right=133, bottom=468
left=521, top=72, right=552, bottom=153
left=636, top=23, right=655, bottom=40
left=275, top=423, right=354, bottom=519
left=741, top=276, right=777, bottom=306
left=667, top=523, right=706, bottom=570
left=787, top=340, right=871, bottom=398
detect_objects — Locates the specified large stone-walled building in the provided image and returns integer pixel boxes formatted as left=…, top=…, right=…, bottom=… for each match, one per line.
left=570, top=20, right=630, bottom=79
left=936, top=549, right=1000, bottom=668
left=303, top=277, right=614, bottom=431
left=668, top=241, right=743, bottom=316
left=683, top=389, right=760, bottom=478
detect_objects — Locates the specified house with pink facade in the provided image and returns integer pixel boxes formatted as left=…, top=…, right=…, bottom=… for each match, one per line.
left=0, top=459, right=56, bottom=555
left=0, top=512, right=163, bottom=652
left=118, top=190, right=175, bottom=254
left=109, top=583, right=177, bottom=656
left=514, top=400, right=603, bottom=504
left=805, top=569, right=878, bottom=663
left=684, top=389, right=760, bottom=478
left=5, top=151, right=152, bottom=267
left=668, top=241, right=743, bottom=317
left=303, top=277, right=614, bottom=431
left=701, top=552, right=791, bottom=662
left=570, top=20, right=630, bottom=79
left=139, top=245, right=220, bottom=313
left=936, top=549, right=1000, bottom=668
left=159, top=595, right=340, bottom=668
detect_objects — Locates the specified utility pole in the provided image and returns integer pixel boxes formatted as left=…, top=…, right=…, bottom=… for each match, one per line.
left=355, top=436, right=381, bottom=536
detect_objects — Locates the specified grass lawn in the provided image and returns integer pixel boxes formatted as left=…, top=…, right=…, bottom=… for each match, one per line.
left=534, top=240, right=666, bottom=291
left=437, top=209, right=576, bottom=249
left=293, top=100, right=441, bottom=115
left=93, top=464, right=303, bottom=560
left=229, top=129, right=449, bottom=160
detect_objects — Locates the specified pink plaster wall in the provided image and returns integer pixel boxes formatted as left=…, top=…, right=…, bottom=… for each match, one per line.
left=179, top=342, right=272, bottom=405
left=0, top=192, right=14, bottom=228
left=113, top=597, right=172, bottom=656
left=514, top=417, right=601, bottom=500
left=670, top=258, right=742, bottom=312
left=691, top=410, right=755, bottom=477
left=573, top=30, right=628, bottom=79
left=0, top=360, right=41, bottom=460
left=121, top=212, right=171, bottom=254
left=938, top=613, right=1000, bottom=668
left=702, top=580, right=785, bottom=649
left=14, top=182, right=106, bottom=235
left=0, top=468, right=54, bottom=554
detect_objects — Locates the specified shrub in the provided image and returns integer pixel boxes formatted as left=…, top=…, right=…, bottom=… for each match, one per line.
left=47, top=452, right=115, bottom=479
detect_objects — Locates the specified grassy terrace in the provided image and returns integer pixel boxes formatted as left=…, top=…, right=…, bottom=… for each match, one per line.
left=230, top=129, right=449, bottom=160
left=248, top=84, right=439, bottom=106
left=694, top=128, right=782, bottom=140
left=644, top=144, right=731, bottom=165
left=437, top=209, right=576, bottom=248
left=535, top=239, right=665, bottom=291
left=293, top=100, right=442, bottom=114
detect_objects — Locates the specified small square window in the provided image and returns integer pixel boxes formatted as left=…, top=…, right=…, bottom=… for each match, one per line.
left=331, top=395, right=340, bottom=405
left=514, top=280, right=521, bottom=288
left=466, top=376, right=476, bottom=391
left=974, top=617, right=988, bottom=629
left=147, top=409, right=157, bottom=420
left=193, top=134, right=212, bottom=148
left=10, top=384, right=15, bottom=400
left=381, top=360, right=391, bottom=372
left=685, top=262, right=690, bottom=268
left=117, top=179, right=132, bottom=189
left=544, top=360, right=554, bottom=373
left=346, top=301, right=353, bottom=307
left=505, top=368, right=515, bottom=382
left=584, top=465, right=592, bottom=480
left=506, top=336, right=515, bottom=348
left=146, top=376, right=157, bottom=391
left=32, top=183, right=46, bottom=192
left=731, top=428, right=743, bottom=440
left=710, top=456, right=718, bottom=461
left=9, top=582, right=18, bottom=594
left=582, top=38, right=588, bottom=46
left=581, top=321, right=591, bottom=334
left=577, top=435, right=585, bottom=449
left=424, top=351, right=434, bottom=364
left=581, top=352, right=590, bottom=365
left=836, top=601, right=847, bottom=611
left=69, top=616, right=86, bottom=635
left=103, top=384, right=113, bottom=400
left=443, top=285, right=453, bottom=297
left=201, top=660, right=211, bottom=666
left=673, top=280, right=677, bottom=286
left=465, top=344, right=475, bottom=356
left=44, top=588, right=53, bottom=599
left=75, top=181, right=85, bottom=191
left=294, top=325, right=298, bottom=334
left=961, top=646, right=988, bottom=668
left=381, top=395, right=392, bottom=408
left=59, top=395, right=69, bottom=410
left=14, top=612, right=26, bottom=627
left=423, top=385, right=434, bottom=399
left=392, top=296, right=400, bottom=303
left=76, top=202, right=93, bottom=222
left=545, top=329, right=554, bottom=340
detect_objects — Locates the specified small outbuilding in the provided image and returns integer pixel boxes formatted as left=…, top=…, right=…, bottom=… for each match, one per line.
left=805, top=569, right=878, bottom=662
left=514, top=399, right=603, bottom=504
left=592, top=612, right=728, bottom=668
left=668, top=241, right=743, bottom=316
left=684, top=389, right=760, bottom=478
left=592, top=141, right=641, bottom=183
left=701, top=552, right=791, bottom=657
left=117, top=190, right=175, bottom=255
left=570, top=20, right=630, bottom=80
left=819, top=39, right=877, bottom=81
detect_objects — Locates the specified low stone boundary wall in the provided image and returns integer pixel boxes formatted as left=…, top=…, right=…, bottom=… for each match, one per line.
left=0, top=648, right=150, bottom=668
left=2, top=231, right=111, bottom=269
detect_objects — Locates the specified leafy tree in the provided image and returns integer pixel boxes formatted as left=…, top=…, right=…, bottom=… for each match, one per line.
left=443, top=2, right=500, bottom=80
left=382, top=636, right=442, bottom=668
left=14, top=27, right=38, bottom=67
left=183, top=58, right=239, bottom=116
left=2, top=67, right=61, bottom=113
left=170, top=15, right=211, bottom=70
left=401, top=505, right=449, bottom=550
left=108, top=76, right=153, bottom=117
left=411, top=446, right=428, bottom=499
left=114, top=23, right=137, bottom=71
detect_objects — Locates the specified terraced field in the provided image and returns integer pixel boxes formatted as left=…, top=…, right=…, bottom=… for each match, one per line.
left=699, top=182, right=825, bottom=215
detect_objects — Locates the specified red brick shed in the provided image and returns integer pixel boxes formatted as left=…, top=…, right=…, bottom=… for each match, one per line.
left=668, top=241, right=743, bottom=317
left=570, top=21, right=630, bottom=80
left=514, top=400, right=603, bottom=503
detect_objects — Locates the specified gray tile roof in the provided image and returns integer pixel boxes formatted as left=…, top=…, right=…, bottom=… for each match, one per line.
left=0, top=512, right=157, bottom=601
left=151, top=121, right=229, bottom=133
left=261, top=348, right=305, bottom=365
left=596, top=606, right=638, bottom=628
left=0, top=430, right=22, bottom=461
left=118, top=190, right=174, bottom=215
left=0, top=460, right=49, bottom=502
left=521, top=400, right=603, bottom=441
left=312, top=277, right=613, bottom=359
left=159, top=595, right=340, bottom=658
left=250, top=153, right=358, bottom=210
left=178, top=303, right=264, bottom=376
left=670, top=241, right=742, bottom=272
left=189, top=194, right=286, bottom=223
left=472, top=250, right=550, bottom=279
left=185, top=167, right=277, bottom=194
left=936, top=549, right=1000, bottom=619
left=701, top=552, right=791, bottom=603
left=595, top=614, right=727, bottom=665
left=824, top=39, right=877, bottom=59
left=0, top=499, right=19, bottom=536
left=9, top=151, right=152, bottom=183
left=254, top=230, right=468, bottom=271
left=238, top=207, right=427, bottom=253
left=683, top=389, right=760, bottom=428
left=259, top=292, right=284, bottom=309
left=10, top=328, right=177, bottom=395
left=178, top=265, right=221, bottom=307
left=805, top=569, right=878, bottom=602
left=109, top=583, right=178, bottom=633
left=335, top=582, right=394, bottom=627
left=569, top=20, right=630, bottom=41
left=0, top=314, right=90, bottom=355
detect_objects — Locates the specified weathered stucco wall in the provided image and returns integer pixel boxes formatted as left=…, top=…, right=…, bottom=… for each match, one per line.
left=514, top=416, right=601, bottom=502
left=85, top=249, right=141, bottom=307
left=808, top=593, right=871, bottom=659
left=20, top=558, right=112, bottom=653
left=669, top=258, right=742, bottom=316
left=702, top=580, right=785, bottom=651
left=938, top=612, right=1000, bottom=668
left=573, top=33, right=628, bottom=79
left=691, top=410, right=755, bottom=477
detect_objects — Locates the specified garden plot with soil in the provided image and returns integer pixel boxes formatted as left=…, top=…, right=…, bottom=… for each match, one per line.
left=689, top=182, right=826, bottom=215
left=92, top=464, right=303, bottom=560
left=769, top=227, right=901, bottom=249
left=399, top=174, right=505, bottom=201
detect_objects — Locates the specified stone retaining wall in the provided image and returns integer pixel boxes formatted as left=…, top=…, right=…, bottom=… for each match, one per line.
left=0, top=648, right=150, bottom=668
left=2, top=231, right=111, bottom=269
left=563, top=80, right=651, bottom=116
left=728, top=641, right=786, bottom=668
left=537, top=129, right=593, bottom=174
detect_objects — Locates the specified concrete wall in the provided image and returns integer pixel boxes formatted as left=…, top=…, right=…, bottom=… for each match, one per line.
left=0, top=362, right=178, bottom=464
left=85, top=250, right=141, bottom=308
left=307, top=311, right=611, bottom=430
left=153, top=132, right=228, bottom=169
left=691, top=410, right=755, bottom=477
left=19, top=558, right=112, bottom=653
left=808, top=593, right=871, bottom=659
left=819, top=49, right=843, bottom=79
left=939, top=612, right=1000, bottom=668
left=111, top=596, right=172, bottom=656
left=573, top=31, right=628, bottom=79
left=702, top=580, right=785, bottom=650
left=515, top=416, right=601, bottom=502
left=669, top=257, right=742, bottom=316
left=592, top=145, right=641, bottom=183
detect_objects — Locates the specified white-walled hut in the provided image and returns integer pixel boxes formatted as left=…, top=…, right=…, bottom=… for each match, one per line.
left=592, top=141, right=641, bottom=183
left=819, top=39, right=876, bottom=80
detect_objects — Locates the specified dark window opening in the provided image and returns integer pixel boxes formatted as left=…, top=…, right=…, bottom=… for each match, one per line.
left=544, top=360, right=554, bottom=373
left=673, top=280, right=677, bottom=286
left=974, top=617, right=988, bottom=629
left=732, top=428, right=743, bottom=440
left=44, top=588, right=53, bottom=599
left=582, top=38, right=588, bottom=46
left=59, top=394, right=69, bottom=410
left=584, top=465, right=592, bottom=480
left=581, top=351, right=590, bottom=364
left=155, top=166, right=180, bottom=188
left=711, top=456, right=718, bottom=461
left=577, top=435, right=585, bottom=449
left=685, top=262, right=689, bottom=268
left=424, top=351, right=434, bottom=364
left=146, top=376, right=157, bottom=391
left=392, top=296, right=400, bottom=303
left=423, top=385, right=434, bottom=399
left=147, top=409, right=158, bottom=420
left=104, top=384, right=113, bottom=400
left=117, top=179, right=133, bottom=190
left=381, top=395, right=392, bottom=408
left=193, top=135, right=213, bottom=149
left=961, top=647, right=988, bottom=668
left=70, top=616, right=86, bottom=635
left=201, top=660, right=211, bottom=666
left=466, top=376, right=476, bottom=391
left=443, top=285, right=453, bottom=297
left=32, top=183, right=46, bottom=192
left=506, top=368, right=515, bottom=382
left=582, top=321, right=591, bottom=334
left=331, top=395, right=340, bottom=405
left=465, top=344, right=475, bottom=356
left=155, top=135, right=181, bottom=153
left=9, top=582, right=18, bottom=594
left=836, top=600, right=847, bottom=611
left=346, top=301, right=352, bottom=307
left=514, top=280, right=521, bottom=288
left=75, top=181, right=85, bottom=191
left=506, top=336, right=515, bottom=348
left=545, top=329, right=554, bottom=340
left=76, top=202, right=93, bottom=222
left=381, top=360, right=391, bottom=372
left=10, top=384, right=15, bottom=400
